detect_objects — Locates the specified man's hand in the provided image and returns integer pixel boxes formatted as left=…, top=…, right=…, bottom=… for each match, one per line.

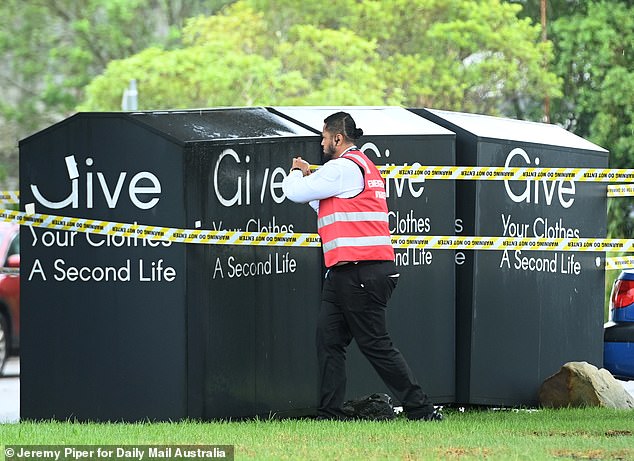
left=291, top=157, right=311, bottom=176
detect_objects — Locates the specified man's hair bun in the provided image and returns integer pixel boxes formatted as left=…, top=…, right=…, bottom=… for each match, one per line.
left=324, top=111, right=364, bottom=142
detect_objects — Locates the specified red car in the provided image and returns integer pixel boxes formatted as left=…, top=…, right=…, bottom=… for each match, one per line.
left=0, top=222, right=19, bottom=374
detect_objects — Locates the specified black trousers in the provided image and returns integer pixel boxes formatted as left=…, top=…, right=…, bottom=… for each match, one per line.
left=316, top=260, right=433, bottom=418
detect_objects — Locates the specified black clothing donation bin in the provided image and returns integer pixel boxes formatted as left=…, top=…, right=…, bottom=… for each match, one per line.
left=19, top=108, right=323, bottom=421
left=413, top=108, right=609, bottom=406
left=271, top=106, right=457, bottom=404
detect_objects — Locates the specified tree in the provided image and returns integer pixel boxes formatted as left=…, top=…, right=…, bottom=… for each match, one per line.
left=0, top=0, right=233, bottom=189
left=360, top=0, right=560, bottom=115
left=548, top=1, right=634, bottom=238
left=252, top=0, right=562, bottom=116
left=510, top=0, right=634, bottom=238
left=510, top=0, right=589, bottom=22
left=80, top=0, right=560, bottom=119
left=80, top=2, right=400, bottom=109
left=82, top=5, right=333, bottom=108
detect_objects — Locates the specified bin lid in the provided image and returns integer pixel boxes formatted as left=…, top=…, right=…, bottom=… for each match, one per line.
left=130, top=107, right=316, bottom=143
left=270, top=106, right=454, bottom=136
left=421, top=108, right=607, bottom=152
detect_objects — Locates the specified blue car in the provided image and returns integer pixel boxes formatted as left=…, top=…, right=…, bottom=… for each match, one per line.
left=604, top=270, right=634, bottom=379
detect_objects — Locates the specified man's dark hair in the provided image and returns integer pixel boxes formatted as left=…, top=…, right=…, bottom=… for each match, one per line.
left=324, top=112, right=363, bottom=141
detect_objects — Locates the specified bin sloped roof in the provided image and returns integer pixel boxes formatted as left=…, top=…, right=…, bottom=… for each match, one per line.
left=423, top=108, right=607, bottom=152
left=19, top=107, right=317, bottom=147
left=130, top=107, right=316, bottom=143
left=270, top=106, right=454, bottom=136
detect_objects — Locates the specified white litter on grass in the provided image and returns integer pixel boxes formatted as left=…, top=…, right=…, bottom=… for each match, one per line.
left=393, top=382, right=634, bottom=415
left=491, top=407, right=540, bottom=413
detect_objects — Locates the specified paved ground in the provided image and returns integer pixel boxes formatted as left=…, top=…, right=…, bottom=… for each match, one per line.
left=0, top=357, right=20, bottom=423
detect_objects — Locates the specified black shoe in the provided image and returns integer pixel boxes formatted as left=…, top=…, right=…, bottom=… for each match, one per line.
left=408, top=408, right=444, bottom=421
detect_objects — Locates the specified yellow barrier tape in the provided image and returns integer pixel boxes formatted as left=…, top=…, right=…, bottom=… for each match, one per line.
left=4, top=165, right=634, bottom=206
left=0, top=267, right=19, bottom=275
left=0, top=208, right=321, bottom=247
left=390, top=235, right=619, bottom=252
left=0, top=208, right=620, bottom=253
left=307, top=164, right=634, bottom=182
left=0, top=191, right=19, bottom=204
left=3, top=163, right=631, bottom=268
left=607, top=185, right=634, bottom=197
left=378, top=165, right=634, bottom=182
left=605, top=256, right=634, bottom=271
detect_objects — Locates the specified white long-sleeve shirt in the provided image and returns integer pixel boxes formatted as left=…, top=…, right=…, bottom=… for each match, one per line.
left=282, top=157, right=364, bottom=213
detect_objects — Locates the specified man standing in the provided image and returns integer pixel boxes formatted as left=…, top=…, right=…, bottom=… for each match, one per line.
left=282, top=112, right=442, bottom=421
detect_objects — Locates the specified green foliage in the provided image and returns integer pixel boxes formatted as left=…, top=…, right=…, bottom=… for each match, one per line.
left=1, top=408, right=633, bottom=460
left=80, top=45, right=308, bottom=110
left=510, top=0, right=590, bottom=21
left=79, top=3, right=304, bottom=110
left=515, top=0, right=633, bottom=240
left=549, top=1, right=634, bottom=238
left=80, top=0, right=560, bottom=117
left=0, top=0, right=233, bottom=187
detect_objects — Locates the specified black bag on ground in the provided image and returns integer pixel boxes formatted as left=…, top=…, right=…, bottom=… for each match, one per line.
left=342, top=393, right=396, bottom=420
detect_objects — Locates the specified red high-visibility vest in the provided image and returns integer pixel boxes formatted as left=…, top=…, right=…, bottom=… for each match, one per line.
left=318, top=150, right=395, bottom=267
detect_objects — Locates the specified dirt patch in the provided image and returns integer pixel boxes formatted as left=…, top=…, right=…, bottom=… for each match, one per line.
left=605, top=430, right=632, bottom=437
left=533, top=430, right=593, bottom=437
left=439, top=447, right=492, bottom=458
left=552, top=449, right=632, bottom=460
left=535, top=429, right=632, bottom=438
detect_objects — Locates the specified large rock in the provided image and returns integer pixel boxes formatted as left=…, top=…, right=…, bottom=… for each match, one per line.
left=539, top=361, right=634, bottom=409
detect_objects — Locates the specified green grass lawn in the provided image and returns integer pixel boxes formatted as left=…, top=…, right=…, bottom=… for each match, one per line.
left=1, top=407, right=633, bottom=460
